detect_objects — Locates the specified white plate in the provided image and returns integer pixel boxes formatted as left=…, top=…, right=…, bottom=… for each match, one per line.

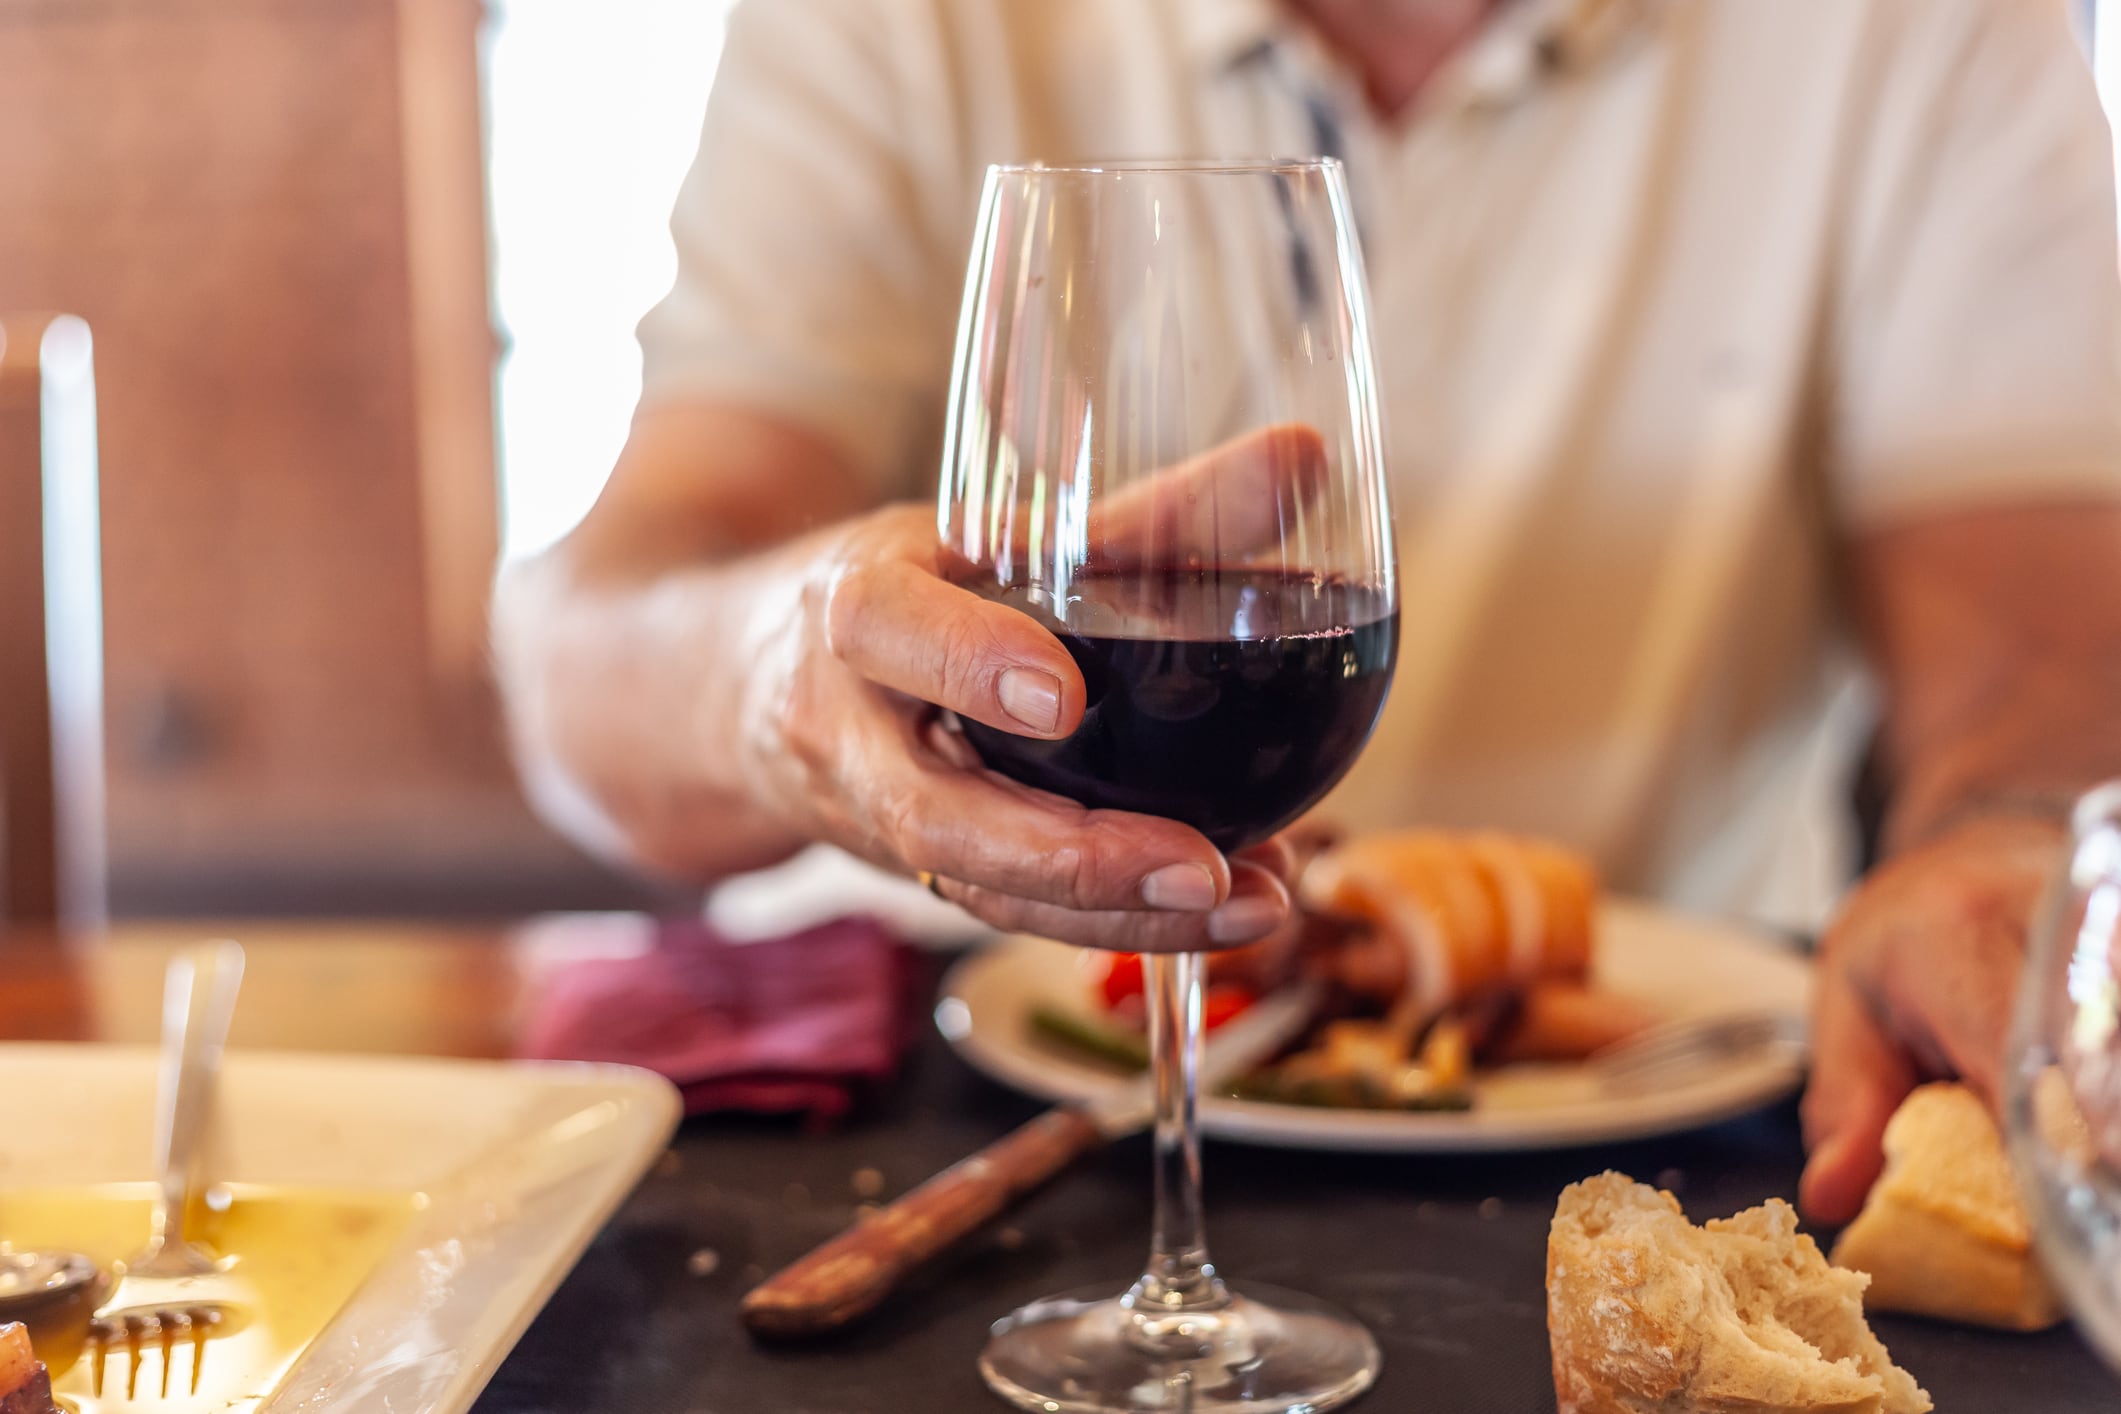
left=0, top=1045, right=681, bottom=1413
left=938, top=899, right=1813, bottom=1152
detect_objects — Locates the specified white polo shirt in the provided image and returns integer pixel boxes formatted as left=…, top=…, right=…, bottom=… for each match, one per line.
left=639, top=0, right=2121, bottom=928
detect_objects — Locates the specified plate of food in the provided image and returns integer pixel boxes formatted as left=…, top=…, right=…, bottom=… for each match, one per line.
left=0, top=1044, right=679, bottom=1413
left=938, top=829, right=1814, bottom=1152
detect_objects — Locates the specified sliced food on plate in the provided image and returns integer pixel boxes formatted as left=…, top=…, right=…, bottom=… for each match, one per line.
left=1030, top=829, right=1660, bottom=1112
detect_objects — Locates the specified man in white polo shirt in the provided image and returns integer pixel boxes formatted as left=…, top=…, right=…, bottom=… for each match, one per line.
left=494, top=0, right=2121, bottom=1219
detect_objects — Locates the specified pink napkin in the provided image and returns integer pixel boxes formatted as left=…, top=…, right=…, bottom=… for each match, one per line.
left=516, top=917, right=920, bottom=1126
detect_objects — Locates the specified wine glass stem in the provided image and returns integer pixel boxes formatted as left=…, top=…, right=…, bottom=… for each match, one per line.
left=1133, top=950, right=1228, bottom=1315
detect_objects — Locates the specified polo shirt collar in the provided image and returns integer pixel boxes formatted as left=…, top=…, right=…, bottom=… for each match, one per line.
left=1179, top=0, right=1650, bottom=107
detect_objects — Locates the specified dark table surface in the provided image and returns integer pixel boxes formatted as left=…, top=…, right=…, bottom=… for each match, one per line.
left=476, top=1015, right=2121, bottom=1414
left=6, top=922, right=2113, bottom=1412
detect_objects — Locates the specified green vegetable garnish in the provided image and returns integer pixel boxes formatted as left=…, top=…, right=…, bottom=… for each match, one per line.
left=1027, top=1003, right=1150, bottom=1071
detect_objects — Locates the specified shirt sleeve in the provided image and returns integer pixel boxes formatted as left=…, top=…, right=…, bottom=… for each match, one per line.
left=1829, top=0, right=2121, bottom=526
left=635, top=0, right=956, bottom=497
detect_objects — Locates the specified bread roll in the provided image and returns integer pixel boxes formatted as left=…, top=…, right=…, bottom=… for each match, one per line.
left=1548, top=1172, right=1930, bottom=1414
left=1829, top=1083, right=2064, bottom=1331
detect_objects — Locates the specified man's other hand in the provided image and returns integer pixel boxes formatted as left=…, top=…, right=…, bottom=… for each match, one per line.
left=1799, top=815, right=2061, bottom=1224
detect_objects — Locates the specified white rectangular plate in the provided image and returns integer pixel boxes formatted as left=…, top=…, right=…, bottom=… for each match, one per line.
left=0, top=1044, right=681, bottom=1413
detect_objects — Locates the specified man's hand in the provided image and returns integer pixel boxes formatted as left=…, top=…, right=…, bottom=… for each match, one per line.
left=1810, top=503, right=2121, bottom=1220
left=1799, top=815, right=2062, bottom=1224
left=734, top=501, right=1295, bottom=950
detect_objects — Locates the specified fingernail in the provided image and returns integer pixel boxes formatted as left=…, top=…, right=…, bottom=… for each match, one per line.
left=1207, top=894, right=1282, bottom=944
left=998, top=668, right=1062, bottom=733
left=1141, top=863, right=1218, bottom=911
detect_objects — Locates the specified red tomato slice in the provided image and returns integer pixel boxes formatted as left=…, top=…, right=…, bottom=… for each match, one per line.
left=1202, top=983, right=1258, bottom=1031
left=1098, top=953, right=1145, bottom=1009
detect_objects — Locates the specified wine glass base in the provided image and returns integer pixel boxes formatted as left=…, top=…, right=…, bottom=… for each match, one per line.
left=979, top=1281, right=1381, bottom=1413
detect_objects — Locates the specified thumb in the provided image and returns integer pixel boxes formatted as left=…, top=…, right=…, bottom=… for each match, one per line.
left=1800, top=976, right=1916, bottom=1225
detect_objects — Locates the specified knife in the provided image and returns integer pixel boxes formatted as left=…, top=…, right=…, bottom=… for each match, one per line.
left=739, top=979, right=1319, bottom=1339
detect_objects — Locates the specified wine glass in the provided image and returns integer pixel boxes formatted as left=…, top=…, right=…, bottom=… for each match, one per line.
left=937, top=160, right=1396, bottom=1413
left=2006, top=783, right=2121, bottom=1371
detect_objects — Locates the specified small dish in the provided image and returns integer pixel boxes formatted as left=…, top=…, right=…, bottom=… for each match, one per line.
left=0, top=1045, right=679, bottom=1412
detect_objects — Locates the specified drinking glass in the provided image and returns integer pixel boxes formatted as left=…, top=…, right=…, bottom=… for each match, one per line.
left=2006, top=783, right=2121, bottom=1372
left=937, top=160, right=1397, bottom=1413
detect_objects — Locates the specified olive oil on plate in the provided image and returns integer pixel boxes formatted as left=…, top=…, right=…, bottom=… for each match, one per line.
left=1, top=1183, right=422, bottom=1413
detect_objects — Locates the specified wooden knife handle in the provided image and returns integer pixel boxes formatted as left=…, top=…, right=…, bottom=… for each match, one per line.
left=741, top=1106, right=1105, bottom=1338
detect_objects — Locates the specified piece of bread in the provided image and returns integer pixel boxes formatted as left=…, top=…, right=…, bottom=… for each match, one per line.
left=1829, top=1083, right=2065, bottom=1331
left=1548, top=1172, right=1930, bottom=1414
left=0, top=1325, right=57, bottom=1414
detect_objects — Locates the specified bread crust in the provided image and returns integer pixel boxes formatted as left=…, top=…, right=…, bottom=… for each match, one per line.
left=1829, top=1083, right=2064, bottom=1331
left=1833, top=1199, right=2061, bottom=1331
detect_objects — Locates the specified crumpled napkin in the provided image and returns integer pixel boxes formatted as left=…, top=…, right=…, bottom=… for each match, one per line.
left=516, top=917, right=920, bottom=1127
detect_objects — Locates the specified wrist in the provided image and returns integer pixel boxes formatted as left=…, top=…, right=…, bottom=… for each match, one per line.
left=1885, top=789, right=2077, bottom=858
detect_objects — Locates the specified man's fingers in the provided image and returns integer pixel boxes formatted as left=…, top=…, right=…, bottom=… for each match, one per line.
left=855, top=727, right=1234, bottom=914
left=1885, top=907, right=2027, bottom=1113
left=943, top=423, right=1331, bottom=569
left=832, top=425, right=1332, bottom=743
left=1232, top=835, right=1298, bottom=887
left=1087, top=423, right=1330, bottom=565
left=1800, top=973, right=1917, bottom=1225
left=825, top=559, right=1085, bottom=738
left=935, top=862, right=1292, bottom=952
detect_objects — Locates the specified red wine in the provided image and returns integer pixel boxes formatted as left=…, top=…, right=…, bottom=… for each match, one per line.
left=958, top=570, right=1397, bottom=851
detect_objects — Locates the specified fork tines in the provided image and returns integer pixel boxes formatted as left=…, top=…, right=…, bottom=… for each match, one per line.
left=1593, top=1013, right=1807, bottom=1093
left=88, top=1304, right=223, bottom=1399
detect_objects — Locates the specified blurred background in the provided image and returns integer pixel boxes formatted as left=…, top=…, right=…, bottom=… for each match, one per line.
left=1, top=0, right=2115, bottom=924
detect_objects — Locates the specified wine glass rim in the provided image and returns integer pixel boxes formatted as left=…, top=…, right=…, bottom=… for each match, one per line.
left=987, top=157, right=1345, bottom=176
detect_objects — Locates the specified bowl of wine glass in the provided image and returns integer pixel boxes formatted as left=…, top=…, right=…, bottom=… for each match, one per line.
left=2005, top=781, right=2121, bottom=1372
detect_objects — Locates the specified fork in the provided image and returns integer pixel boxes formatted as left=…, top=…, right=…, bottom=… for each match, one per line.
left=128, top=941, right=245, bottom=1280
left=89, top=942, right=245, bottom=1402
left=87, top=1303, right=231, bottom=1400
left=1592, top=1011, right=1808, bottom=1095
